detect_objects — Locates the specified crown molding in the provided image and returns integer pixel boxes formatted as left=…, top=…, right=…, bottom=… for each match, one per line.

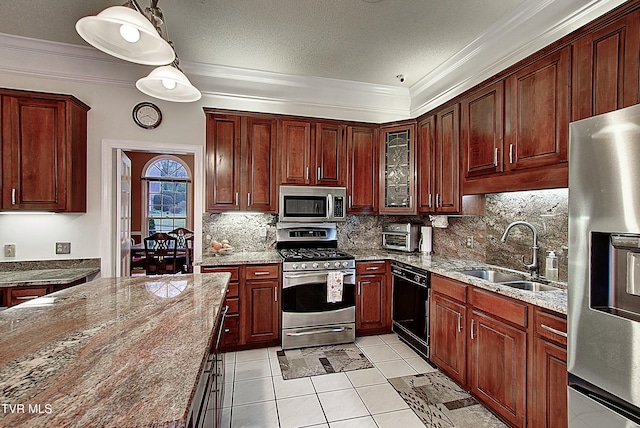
left=0, top=33, right=410, bottom=123
left=409, top=0, right=627, bottom=117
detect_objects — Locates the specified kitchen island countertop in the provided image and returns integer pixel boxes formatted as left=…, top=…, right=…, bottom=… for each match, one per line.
left=0, top=272, right=230, bottom=428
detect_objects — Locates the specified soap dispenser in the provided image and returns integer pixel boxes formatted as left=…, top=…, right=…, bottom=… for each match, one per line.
left=545, top=251, right=559, bottom=280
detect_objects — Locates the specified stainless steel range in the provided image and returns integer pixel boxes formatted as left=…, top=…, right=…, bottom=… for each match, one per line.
left=277, top=222, right=356, bottom=350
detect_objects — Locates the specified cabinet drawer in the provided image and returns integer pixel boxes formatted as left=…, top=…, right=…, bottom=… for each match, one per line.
left=9, top=286, right=50, bottom=307
left=431, top=274, right=468, bottom=303
left=357, top=260, right=387, bottom=274
left=222, top=314, right=239, bottom=346
left=535, top=308, right=567, bottom=347
left=225, top=297, right=239, bottom=315
left=201, top=266, right=240, bottom=281
left=245, top=264, right=279, bottom=280
left=470, top=287, right=528, bottom=328
left=226, top=281, right=238, bottom=298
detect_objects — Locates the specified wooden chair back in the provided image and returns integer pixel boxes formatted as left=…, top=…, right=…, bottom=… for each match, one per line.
left=144, top=232, right=179, bottom=274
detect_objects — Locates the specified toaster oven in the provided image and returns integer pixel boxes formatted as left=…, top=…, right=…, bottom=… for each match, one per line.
left=382, top=223, right=420, bottom=252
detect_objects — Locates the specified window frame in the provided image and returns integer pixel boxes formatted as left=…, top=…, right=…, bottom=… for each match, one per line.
left=141, top=155, right=192, bottom=237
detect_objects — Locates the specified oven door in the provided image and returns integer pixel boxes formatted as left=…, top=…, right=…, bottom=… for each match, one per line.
left=282, top=269, right=355, bottom=326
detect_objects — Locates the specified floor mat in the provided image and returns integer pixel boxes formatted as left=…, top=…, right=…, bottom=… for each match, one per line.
left=388, top=371, right=508, bottom=427
left=277, top=343, right=374, bottom=380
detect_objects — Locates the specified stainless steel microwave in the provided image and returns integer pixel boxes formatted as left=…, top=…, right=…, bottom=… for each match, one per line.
left=279, top=186, right=346, bottom=222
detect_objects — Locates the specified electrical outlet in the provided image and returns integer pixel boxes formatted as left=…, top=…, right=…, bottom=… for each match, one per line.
left=56, top=242, right=71, bottom=254
left=465, top=236, right=474, bottom=249
left=259, top=227, right=267, bottom=242
left=4, top=244, right=16, bottom=257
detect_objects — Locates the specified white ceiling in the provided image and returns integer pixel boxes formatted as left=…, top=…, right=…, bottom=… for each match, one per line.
left=0, top=0, right=525, bottom=87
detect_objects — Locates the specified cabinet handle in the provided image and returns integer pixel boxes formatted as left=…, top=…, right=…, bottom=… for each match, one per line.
left=357, top=282, right=362, bottom=295
left=12, top=188, right=16, bottom=205
left=348, top=195, right=352, bottom=208
left=224, top=328, right=230, bottom=333
left=509, top=144, right=514, bottom=164
left=317, top=167, right=321, bottom=181
left=235, top=192, right=239, bottom=207
left=428, top=193, right=432, bottom=208
left=365, top=266, right=379, bottom=271
left=253, top=271, right=270, bottom=276
left=435, top=194, right=440, bottom=208
left=274, top=287, right=278, bottom=302
left=247, top=193, right=251, bottom=206
left=457, top=313, right=462, bottom=333
left=494, top=148, right=499, bottom=166
left=541, top=324, right=567, bottom=338
left=306, top=167, right=309, bottom=181
left=409, top=195, right=413, bottom=208
left=471, top=319, right=475, bottom=339
left=16, top=295, right=40, bottom=300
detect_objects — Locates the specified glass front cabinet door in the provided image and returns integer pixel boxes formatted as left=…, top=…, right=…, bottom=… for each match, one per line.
left=379, top=122, right=417, bottom=214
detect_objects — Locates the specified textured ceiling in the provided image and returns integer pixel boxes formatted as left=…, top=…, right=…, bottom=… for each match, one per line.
left=0, top=0, right=523, bottom=87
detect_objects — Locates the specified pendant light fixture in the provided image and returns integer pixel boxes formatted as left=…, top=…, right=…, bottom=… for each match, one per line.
left=76, top=0, right=201, bottom=102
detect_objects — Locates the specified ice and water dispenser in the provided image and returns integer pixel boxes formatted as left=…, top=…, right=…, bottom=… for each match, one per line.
left=590, top=232, right=640, bottom=320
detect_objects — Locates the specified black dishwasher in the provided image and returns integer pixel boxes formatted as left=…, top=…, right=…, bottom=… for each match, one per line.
left=391, top=262, right=430, bottom=360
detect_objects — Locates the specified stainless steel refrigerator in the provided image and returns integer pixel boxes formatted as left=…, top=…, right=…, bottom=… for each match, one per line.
left=569, top=103, right=640, bottom=427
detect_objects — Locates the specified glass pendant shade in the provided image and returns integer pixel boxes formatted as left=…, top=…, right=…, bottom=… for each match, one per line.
left=75, top=6, right=175, bottom=66
left=136, top=65, right=202, bottom=102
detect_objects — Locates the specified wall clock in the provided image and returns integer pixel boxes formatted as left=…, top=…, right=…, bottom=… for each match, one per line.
left=132, top=102, right=162, bottom=129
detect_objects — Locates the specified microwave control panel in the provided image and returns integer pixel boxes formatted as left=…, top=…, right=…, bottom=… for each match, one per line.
left=334, top=196, right=344, bottom=218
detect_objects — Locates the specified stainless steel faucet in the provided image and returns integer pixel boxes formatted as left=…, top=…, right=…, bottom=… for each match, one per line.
left=500, top=221, right=539, bottom=276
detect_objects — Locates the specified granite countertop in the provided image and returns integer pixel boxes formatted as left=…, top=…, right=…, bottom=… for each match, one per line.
left=0, top=267, right=100, bottom=287
left=198, top=247, right=568, bottom=314
left=197, top=250, right=282, bottom=266
left=349, top=249, right=567, bottom=315
left=0, top=272, right=230, bottom=428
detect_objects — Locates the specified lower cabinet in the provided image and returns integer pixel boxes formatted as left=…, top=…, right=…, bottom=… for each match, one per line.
left=430, top=277, right=467, bottom=386
left=531, top=308, right=568, bottom=428
left=355, top=260, right=391, bottom=335
left=429, top=274, right=567, bottom=428
left=201, top=264, right=280, bottom=351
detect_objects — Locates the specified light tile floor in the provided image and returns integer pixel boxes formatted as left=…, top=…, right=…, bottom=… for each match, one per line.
left=217, top=333, right=446, bottom=428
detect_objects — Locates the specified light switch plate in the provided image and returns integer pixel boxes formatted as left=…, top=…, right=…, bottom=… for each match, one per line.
left=4, top=244, right=16, bottom=257
left=56, top=242, right=71, bottom=254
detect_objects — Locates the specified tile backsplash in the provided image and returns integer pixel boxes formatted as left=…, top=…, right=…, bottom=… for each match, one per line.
left=202, top=188, right=569, bottom=281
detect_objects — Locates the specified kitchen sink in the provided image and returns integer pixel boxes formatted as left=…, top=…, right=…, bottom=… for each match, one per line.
left=457, top=269, right=523, bottom=283
left=499, top=281, right=559, bottom=292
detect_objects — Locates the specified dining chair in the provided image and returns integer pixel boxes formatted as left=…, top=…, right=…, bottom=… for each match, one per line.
left=144, top=232, right=179, bottom=275
left=169, top=228, right=194, bottom=273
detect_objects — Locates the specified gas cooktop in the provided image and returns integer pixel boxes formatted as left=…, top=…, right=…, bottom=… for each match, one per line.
left=277, top=248, right=354, bottom=262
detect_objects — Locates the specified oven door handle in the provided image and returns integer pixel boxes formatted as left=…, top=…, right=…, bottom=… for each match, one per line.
left=285, top=326, right=352, bottom=336
left=285, top=270, right=354, bottom=278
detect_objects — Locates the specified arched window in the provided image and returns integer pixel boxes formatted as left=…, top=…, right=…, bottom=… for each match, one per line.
left=142, top=155, right=192, bottom=235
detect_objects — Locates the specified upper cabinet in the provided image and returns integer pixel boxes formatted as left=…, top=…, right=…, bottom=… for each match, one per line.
left=417, top=105, right=461, bottom=214
left=279, top=119, right=346, bottom=186
left=461, top=82, right=504, bottom=179
left=572, top=9, right=640, bottom=121
left=504, top=46, right=570, bottom=172
left=379, top=121, right=417, bottom=215
left=346, top=125, right=378, bottom=214
left=1, top=89, right=89, bottom=212
left=205, top=112, right=277, bottom=213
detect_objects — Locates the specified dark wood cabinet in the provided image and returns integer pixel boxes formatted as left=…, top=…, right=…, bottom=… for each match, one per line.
left=280, top=119, right=312, bottom=185
left=315, top=121, right=346, bottom=186
left=1, top=89, right=89, bottom=212
left=434, top=104, right=460, bottom=213
left=468, top=288, right=527, bottom=428
left=280, top=119, right=346, bottom=186
left=504, top=46, right=571, bottom=172
left=417, top=105, right=460, bottom=214
left=346, top=125, right=378, bottom=214
left=355, top=261, right=391, bottom=335
left=461, top=82, right=504, bottom=178
left=532, top=308, right=568, bottom=428
left=572, top=9, right=640, bottom=121
left=205, top=112, right=277, bottom=213
left=200, top=266, right=241, bottom=351
left=379, top=122, right=417, bottom=215
left=242, top=264, right=280, bottom=344
left=430, top=274, right=468, bottom=386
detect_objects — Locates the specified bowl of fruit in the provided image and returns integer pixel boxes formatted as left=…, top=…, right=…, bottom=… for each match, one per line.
left=210, top=239, right=233, bottom=255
